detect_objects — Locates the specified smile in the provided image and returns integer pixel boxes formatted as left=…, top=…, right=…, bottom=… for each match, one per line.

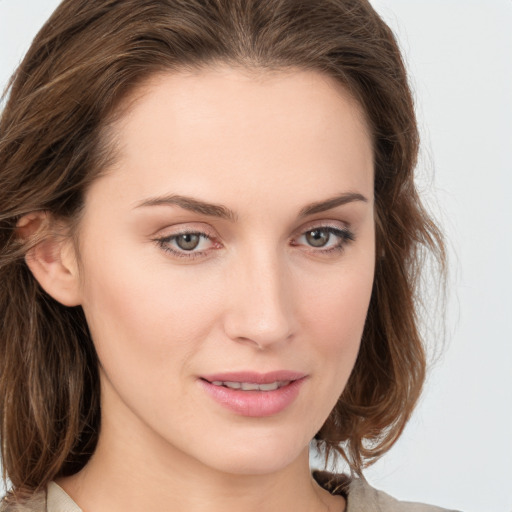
left=209, top=380, right=291, bottom=391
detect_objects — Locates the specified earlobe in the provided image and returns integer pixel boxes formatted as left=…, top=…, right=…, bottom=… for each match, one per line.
left=18, top=212, right=82, bottom=307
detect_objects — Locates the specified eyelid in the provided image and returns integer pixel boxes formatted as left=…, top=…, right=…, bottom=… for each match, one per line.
left=297, top=218, right=351, bottom=232
left=292, top=219, right=351, bottom=242
left=150, top=221, right=216, bottom=237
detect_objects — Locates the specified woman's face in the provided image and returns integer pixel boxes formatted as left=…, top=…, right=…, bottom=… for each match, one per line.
left=73, top=67, right=375, bottom=475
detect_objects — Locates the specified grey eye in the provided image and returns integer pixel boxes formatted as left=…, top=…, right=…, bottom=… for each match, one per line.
left=305, top=229, right=330, bottom=247
left=176, top=233, right=201, bottom=251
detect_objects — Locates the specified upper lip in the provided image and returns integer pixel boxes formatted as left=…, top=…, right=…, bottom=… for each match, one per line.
left=201, top=371, right=307, bottom=384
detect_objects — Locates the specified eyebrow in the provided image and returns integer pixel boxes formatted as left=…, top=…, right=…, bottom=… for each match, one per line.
left=134, top=194, right=237, bottom=221
left=134, top=192, right=368, bottom=221
left=298, top=192, right=368, bottom=217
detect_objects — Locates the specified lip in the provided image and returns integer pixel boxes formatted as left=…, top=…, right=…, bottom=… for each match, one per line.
left=199, top=371, right=307, bottom=417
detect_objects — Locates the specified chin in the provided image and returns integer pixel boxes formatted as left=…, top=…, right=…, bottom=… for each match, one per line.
left=190, top=429, right=311, bottom=477
left=209, top=451, right=303, bottom=477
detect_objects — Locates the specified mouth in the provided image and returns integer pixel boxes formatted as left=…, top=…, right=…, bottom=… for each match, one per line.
left=207, top=380, right=292, bottom=391
left=199, top=371, right=307, bottom=417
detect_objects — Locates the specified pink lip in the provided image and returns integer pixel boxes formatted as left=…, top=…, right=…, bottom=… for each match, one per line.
left=199, top=371, right=307, bottom=417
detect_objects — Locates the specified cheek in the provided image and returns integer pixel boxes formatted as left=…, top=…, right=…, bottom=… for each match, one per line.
left=280, top=255, right=375, bottom=437
left=78, top=241, right=222, bottom=385
left=315, top=289, right=371, bottom=382
left=300, top=249, right=374, bottom=335
left=298, top=254, right=375, bottom=382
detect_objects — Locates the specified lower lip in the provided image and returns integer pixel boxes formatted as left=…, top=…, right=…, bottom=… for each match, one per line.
left=199, top=378, right=306, bottom=417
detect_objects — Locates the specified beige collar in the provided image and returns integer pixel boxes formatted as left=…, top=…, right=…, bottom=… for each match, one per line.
left=46, top=482, right=82, bottom=512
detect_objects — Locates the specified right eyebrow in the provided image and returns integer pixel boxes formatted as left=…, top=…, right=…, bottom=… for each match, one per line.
left=133, top=194, right=238, bottom=222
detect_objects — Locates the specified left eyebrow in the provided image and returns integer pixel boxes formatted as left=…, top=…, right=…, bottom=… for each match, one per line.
left=298, top=192, right=368, bottom=218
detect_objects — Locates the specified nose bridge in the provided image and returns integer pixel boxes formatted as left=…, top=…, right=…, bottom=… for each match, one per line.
left=224, top=244, right=295, bottom=348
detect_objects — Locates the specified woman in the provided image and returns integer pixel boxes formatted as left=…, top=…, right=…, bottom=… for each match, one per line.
left=0, top=0, right=453, bottom=511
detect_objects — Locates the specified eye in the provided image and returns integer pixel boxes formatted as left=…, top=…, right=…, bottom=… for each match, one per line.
left=295, top=226, right=355, bottom=253
left=153, top=230, right=217, bottom=259
left=304, top=229, right=331, bottom=248
left=174, top=233, right=203, bottom=251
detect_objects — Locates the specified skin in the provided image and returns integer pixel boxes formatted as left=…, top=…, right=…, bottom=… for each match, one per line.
left=32, top=66, right=376, bottom=512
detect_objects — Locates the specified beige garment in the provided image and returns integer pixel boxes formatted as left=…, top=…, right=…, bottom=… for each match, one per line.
left=314, top=472, right=460, bottom=512
left=2, top=476, right=461, bottom=512
left=46, top=483, right=80, bottom=512
left=344, top=478, right=459, bottom=512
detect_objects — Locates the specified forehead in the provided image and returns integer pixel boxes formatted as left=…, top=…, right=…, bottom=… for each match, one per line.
left=118, top=65, right=372, bottom=152
left=90, top=66, right=374, bottom=214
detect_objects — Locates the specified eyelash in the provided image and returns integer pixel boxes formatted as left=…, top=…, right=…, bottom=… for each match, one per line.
left=153, top=225, right=355, bottom=261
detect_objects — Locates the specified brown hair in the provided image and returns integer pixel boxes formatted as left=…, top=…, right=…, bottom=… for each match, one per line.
left=0, top=0, right=444, bottom=497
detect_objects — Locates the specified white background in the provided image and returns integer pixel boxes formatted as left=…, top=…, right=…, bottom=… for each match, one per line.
left=1, top=2, right=511, bottom=511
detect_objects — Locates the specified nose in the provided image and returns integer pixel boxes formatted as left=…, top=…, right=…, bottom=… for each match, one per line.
left=222, top=249, right=296, bottom=350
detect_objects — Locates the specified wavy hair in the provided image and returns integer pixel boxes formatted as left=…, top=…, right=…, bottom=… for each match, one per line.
left=0, top=0, right=444, bottom=498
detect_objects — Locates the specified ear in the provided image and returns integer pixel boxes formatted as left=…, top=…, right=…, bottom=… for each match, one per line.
left=17, top=212, right=82, bottom=307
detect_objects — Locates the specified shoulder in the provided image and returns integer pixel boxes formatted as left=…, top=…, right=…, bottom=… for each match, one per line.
left=1, top=482, right=81, bottom=512
left=313, top=471, right=461, bottom=512
left=346, top=478, right=461, bottom=512
left=0, top=491, right=46, bottom=512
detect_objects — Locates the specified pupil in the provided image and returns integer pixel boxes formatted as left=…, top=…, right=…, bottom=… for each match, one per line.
left=177, top=234, right=200, bottom=251
left=306, top=230, right=329, bottom=247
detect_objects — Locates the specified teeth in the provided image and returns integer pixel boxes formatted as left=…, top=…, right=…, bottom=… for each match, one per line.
left=241, top=382, right=260, bottom=391
left=224, top=381, right=242, bottom=389
left=209, top=380, right=290, bottom=391
left=258, top=382, right=280, bottom=391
